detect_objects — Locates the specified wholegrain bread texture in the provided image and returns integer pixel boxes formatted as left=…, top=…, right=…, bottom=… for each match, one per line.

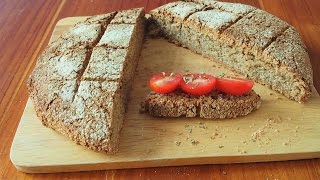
left=149, top=0, right=313, bottom=102
left=141, top=90, right=261, bottom=119
left=27, top=8, right=145, bottom=153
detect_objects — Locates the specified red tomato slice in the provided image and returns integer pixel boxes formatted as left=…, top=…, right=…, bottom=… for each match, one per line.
left=180, top=74, right=217, bottom=96
left=216, top=77, right=254, bottom=95
left=149, top=72, right=182, bottom=94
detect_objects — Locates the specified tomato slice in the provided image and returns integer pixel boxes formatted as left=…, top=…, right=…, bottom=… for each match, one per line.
left=180, top=74, right=217, bottom=96
left=216, top=77, right=254, bottom=95
left=149, top=72, right=182, bottom=94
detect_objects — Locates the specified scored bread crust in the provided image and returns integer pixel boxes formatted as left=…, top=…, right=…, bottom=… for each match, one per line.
left=141, top=90, right=261, bottom=119
left=27, top=8, right=145, bottom=153
left=149, top=0, right=313, bottom=102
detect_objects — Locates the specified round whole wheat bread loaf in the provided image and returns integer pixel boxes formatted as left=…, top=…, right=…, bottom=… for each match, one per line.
left=149, top=0, right=313, bottom=102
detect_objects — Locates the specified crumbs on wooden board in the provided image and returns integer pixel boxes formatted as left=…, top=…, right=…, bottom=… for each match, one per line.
left=173, top=115, right=299, bottom=151
left=251, top=127, right=266, bottom=142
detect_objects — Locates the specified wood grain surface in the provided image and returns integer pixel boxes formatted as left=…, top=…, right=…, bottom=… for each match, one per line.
left=1, top=0, right=320, bottom=179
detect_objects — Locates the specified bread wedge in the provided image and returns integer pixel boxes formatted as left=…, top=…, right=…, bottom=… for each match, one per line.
left=149, top=0, right=313, bottom=102
left=27, top=8, right=145, bottom=153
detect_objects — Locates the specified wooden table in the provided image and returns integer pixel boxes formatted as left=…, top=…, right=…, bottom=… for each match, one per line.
left=1, top=0, right=319, bottom=179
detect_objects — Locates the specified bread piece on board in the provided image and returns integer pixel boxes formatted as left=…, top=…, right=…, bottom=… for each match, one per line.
left=141, top=90, right=261, bottom=119
left=27, top=8, right=145, bottom=153
left=150, top=1, right=313, bottom=102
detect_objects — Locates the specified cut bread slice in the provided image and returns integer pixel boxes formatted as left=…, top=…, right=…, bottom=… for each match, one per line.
left=27, top=8, right=145, bottom=153
left=141, top=90, right=261, bottom=119
left=149, top=1, right=313, bottom=102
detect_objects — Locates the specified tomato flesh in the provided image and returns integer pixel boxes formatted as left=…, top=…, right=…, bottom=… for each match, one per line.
left=180, top=74, right=216, bottom=96
left=216, top=77, right=254, bottom=95
left=149, top=72, right=182, bottom=94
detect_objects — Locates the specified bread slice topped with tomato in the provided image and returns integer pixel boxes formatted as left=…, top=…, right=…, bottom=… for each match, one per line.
left=141, top=72, right=261, bottom=119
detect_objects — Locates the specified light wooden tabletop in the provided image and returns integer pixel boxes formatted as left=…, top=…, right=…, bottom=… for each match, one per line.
left=1, top=0, right=319, bottom=179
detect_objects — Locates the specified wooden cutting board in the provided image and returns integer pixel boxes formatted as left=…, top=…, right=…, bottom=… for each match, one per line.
left=10, top=17, right=320, bottom=173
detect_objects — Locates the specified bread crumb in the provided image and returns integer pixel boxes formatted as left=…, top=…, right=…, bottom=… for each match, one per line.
left=251, top=127, right=265, bottom=142
left=242, top=140, right=248, bottom=145
left=175, top=141, right=181, bottom=146
left=191, top=139, right=199, bottom=145
left=212, top=132, right=219, bottom=137
left=283, top=139, right=291, bottom=146
left=222, top=170, right=227, bottom=175
left=238, top=149, right=247, bottom=154
left=199, top=124, right=207, bottom=129
left=265, top=137, right=271, bottom=145
left=146, top=149, right=152, bottom=154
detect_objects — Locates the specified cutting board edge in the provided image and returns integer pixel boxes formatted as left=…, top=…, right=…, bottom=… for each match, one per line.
left=11, top=151, right=320, bottom=173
